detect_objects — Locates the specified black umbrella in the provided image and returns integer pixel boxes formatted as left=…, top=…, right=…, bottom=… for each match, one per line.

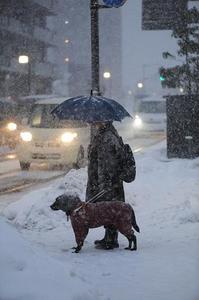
left=51, top=95, right=132, bottom=123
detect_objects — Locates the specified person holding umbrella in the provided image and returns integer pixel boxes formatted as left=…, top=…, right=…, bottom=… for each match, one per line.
left=86, top=120, right=125, bottom=249
left=51, top=94, right=135, bottom=250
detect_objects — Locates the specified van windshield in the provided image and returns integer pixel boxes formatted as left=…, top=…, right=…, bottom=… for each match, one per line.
left=138, top=101, right=166, bottom=113
left=29, top=104, right=87, bottom=128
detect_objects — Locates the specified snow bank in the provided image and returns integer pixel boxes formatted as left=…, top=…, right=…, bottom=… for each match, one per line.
left=3, top=141, right=199, bottom=239
left=3, top=168, right=88, bottom=231
left=130, top=144, right=199, bottom=227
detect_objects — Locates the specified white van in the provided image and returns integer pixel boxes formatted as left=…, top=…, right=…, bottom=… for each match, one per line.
left=16, top=97, right=90, bottom=170
left=132, top=96, right=166, bottom=133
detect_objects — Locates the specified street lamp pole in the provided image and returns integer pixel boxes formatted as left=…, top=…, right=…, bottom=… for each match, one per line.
left=90, top=0, right=100, bottom=96
left=90, top=0, right=127, bottom=96
left=89, top=0, right=127, bottom=140
left=18, top=55, right=31, bottom=95
left=103, top=71, right=112, bottom=97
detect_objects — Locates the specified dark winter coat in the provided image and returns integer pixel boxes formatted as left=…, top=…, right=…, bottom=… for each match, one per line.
left=86, top=123, right=125, bottom=202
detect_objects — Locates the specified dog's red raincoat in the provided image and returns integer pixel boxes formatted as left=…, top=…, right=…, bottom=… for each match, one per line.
left=70, top=201, right=138, bottom=246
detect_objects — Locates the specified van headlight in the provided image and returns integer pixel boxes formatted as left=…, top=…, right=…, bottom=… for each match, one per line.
left=61, top=132, right=77, bottom=143
left=20, top=131, right=32, bottom=142
left=133, top=115, right=143, bottom=128
left=7, top=122, right=17, bottom=131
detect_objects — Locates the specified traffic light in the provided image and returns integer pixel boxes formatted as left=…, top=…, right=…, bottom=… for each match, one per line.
left=159, top=67, right=167, bottom=86
left=159, top=66, right=179, bottom=88
left=160, top=75, right=165, bottom=81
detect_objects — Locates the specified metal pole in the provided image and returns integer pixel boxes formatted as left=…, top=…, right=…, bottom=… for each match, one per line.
left=90, top=0, right=100, bottom=96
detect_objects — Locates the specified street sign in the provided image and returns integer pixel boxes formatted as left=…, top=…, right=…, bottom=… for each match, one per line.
left=103, top=0, right=127, bottom=8
left=142, top=0, right=188, bottom=30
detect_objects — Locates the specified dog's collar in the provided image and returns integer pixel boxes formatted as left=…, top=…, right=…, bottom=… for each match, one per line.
left=73, top=205, right=83, bottom=214
left=73, top=202, right=86, bottom=214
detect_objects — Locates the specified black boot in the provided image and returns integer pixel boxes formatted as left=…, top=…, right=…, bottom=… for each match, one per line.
left=111, top=230, right=119, bottom=248
left=95, top=228, right=119, bottom=249
left=94, top=229, right=108, bottom=247
left=107, top=228, right=119, bottom=248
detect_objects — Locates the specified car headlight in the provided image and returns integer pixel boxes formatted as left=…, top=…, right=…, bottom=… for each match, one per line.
left=61, top=132, right=77, bottom=143
left=7, top=122, right=17, bottom=131
left=20, top=131, right=32, bottom=142
left=133, top=115, right=143, bottom=128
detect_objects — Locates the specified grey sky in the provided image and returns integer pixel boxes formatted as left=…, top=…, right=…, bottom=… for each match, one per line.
left=121, top=0, right=178, bottom=94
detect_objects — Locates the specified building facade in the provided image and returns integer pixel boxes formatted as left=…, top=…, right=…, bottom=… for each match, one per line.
left=0, top=0, right=123, bottom=99
left=142, top=0, right=198, bottom=31
left=0, top=0, right=57, bottom=98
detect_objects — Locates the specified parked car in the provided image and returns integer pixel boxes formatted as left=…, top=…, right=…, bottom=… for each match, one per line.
left=16, top=97, right=90, bottom=170
left=132, top=96, right=166, bottom=133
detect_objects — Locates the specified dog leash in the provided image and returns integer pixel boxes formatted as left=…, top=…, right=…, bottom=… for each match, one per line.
left=87, top=189, right=107, bottom=204
left=73, top=189, right=107, bottom=214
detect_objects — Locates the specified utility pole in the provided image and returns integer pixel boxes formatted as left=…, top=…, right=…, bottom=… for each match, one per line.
left=90, top=0, right=127, bottom=96
left=90, top=0, right=100, bottom=96
left=89, top=0, right=127, bottom=140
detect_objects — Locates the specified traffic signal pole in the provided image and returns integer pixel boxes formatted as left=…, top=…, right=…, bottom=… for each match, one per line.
left=89, top=0, right=127, bottom=140
left=90, top=0, right=126, bottom=96
left=90, top=0, right=100, bottom=96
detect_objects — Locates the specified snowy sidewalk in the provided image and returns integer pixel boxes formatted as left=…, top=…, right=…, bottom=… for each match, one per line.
left=0, top=141, right=199, bottom=300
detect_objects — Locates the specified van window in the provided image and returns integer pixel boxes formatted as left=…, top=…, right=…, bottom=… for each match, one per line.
left=138, top=101, right=166, bottom=114
left=29, top=104, right=87, bottom=128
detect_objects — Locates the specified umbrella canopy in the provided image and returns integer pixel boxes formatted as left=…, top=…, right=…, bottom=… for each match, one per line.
left=51, top=95, right=132, bottom=123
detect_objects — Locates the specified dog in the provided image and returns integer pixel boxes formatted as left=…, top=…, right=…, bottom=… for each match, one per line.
left=50, top=194, right=140, bottom=253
